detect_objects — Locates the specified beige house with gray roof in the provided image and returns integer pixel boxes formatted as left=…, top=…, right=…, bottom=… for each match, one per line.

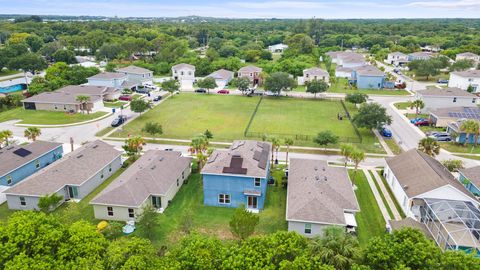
left=416, top=87, right=477, bottom=114
left=116, top=65, right=153, bottom=84
left=4, top=140, right=122, bottom=211
left=91, top=150, right=191, bottom=221
left=286, top=159, right=359, bottom=237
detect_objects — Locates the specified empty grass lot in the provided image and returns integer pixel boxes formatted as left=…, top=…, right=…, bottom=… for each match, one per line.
left=349, top=170, right=386, bottom=246
left=294, top=78, right=410, bottom=96
left=0, top=107, right=108, bottom=125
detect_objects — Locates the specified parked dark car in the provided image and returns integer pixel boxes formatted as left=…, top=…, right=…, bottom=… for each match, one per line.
left=195, top=88, right=207, bottom=93
left=136, top=88, right=150, bottom=94
left=153, top=96, right=162, bottom=102
left=217, top=89, right=230, bottom=94
left=381, top=127, right=392, bottom=137
left=437, top=79, right=449, bottom=84
left=410, top=117, right=426, bottom=124
left=119, top=95, right=132, bottom=101
left=111, top=115, right=127, bottom=127
left=414, top=119, right=430, bottom=126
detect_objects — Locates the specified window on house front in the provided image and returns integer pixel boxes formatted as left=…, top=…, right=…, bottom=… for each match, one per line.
left=100, top=169, right=104, bottom=179
left=177, top=178, right=179, bottom=187
left=304, top=223, right=312, bottom=234
left=182, top=171, right=185, bottom=179
left=181, top=71, right=184, bottom=75
left=128, top=208, right=135, bottom=218
left=218, top=194, right=230, bottom=204
left=54, top=105, right=58, bottom=110
left=453, top=97, right=457, bottom=103
left=6, top=175, right=12, bottom=185
left=109, top=164, right=112, bottom=172
left=107, top=206, right=114, bottom=216
left=20, top=197, right=26, bottom=206
left=254, top=178, right=261, bottom=187
left=35, top=159, right=40, bottom=169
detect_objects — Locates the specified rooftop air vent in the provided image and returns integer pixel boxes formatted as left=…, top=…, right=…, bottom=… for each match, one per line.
left=76, top=154, right=83, bottom=159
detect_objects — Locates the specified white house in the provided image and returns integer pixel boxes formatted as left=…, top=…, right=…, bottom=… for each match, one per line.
left=335, top=67, right=353, bottom=78
left=298, top=67, right=329, bottom=85
left=415, top=87, right=477, bottom=113
left=336, top=52, right=366, bottom=68
left=448, top=70, right=480, bottom=92
left=172, top=63, right=195, bottom=90
left=90, top=150, right=191, bottom=221
left=87, top=72, right=131, bottom=90
left=268, top=43, right=288, bottom=53
left=4, top=141, right=122, bottom=211
left=286, top=159, right=359, bottom=237
left=116, top=65, right=153, bottom=85
left=408, top=52, right=434, bottom=61
left=456, top=52, right=480, bottom=63
left=383, top=149, right=478, bottom=220
left=386, top=52, right=409, bottom=66
left=206, top=69, right=234, bottom=89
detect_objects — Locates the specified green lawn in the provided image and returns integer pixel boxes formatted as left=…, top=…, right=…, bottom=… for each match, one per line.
left=104, top=101, right=127, bottom=108
left=349, top=170, right=386, bottom=246
left=0, top=108, right=108, bottom=125
left=454, top=154, right=480, bottom=161
left=328, top=78, right=410, bottom=96
left=146, top=168, right=287, bottom=247
left=378, top=172, right=406, bottom=219
left=440, top=143, right=480, bottom=154
left=369, top=171, right=394, bottom=220
left=95, top=126, right=115, bottom=137
left=108, top=93, right=383, bottom=152
left=394, top=101, right=412, bottom=110
left=384, top=138, right=402, bottom=155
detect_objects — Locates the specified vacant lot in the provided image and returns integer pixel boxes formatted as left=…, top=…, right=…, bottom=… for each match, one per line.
left=110, top=93, right=382, bottom=152
left=0, top=108, right=108, bottom=125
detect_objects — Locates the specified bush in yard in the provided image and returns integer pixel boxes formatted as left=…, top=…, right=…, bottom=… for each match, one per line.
left=264, top=72, right=297, bottom=96
left=38, top=193, right=63, bottom=212
left=313, top=130, right=339, bottom=149
left=442, top=159, right=464, bottom=172
left=352, top=102, right=392, bottom=130
left=142, top=122, right=163, bottom=138
left=136, top=205, right=159, bottom=240
left=306, top=79, right=329, bottom=98
left=345, top=93, right=368, bottom=105
left=130, top=99, right=151, bottom=115
left=229, top=205, right=260, bottom=240
left=196, top=77, right=217, bottom=94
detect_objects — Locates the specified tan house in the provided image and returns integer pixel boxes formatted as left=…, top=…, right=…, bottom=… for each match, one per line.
left=22, top=91, right=104, bottom=113
left=299, top=67, right=329, bottom=85
left=238, top=65, right=263, bottom=86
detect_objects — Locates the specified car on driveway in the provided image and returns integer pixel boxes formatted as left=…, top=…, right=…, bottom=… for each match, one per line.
left=119, top=95, right=132, bottom=101
left=437, top=79, right=449, bottom=84
left=410, top=117, right=425, bottom=124
left=111, top=115, right=127, bottom=127
left=380, top=127, right=392, bottom=137
left=429, top=132, right=452, bottom=142
left=153, top=96, right=162, bottom=102
left=195, top=88, right=207, bottom=93
left=217, top=89, right=230, bottom=94
left=414, top=119, right=430, bottom=126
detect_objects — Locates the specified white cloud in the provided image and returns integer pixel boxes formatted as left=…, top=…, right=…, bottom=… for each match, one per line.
left=228, top=1, right=327, bottom=9
left=406, top=0, right=480, bottom=8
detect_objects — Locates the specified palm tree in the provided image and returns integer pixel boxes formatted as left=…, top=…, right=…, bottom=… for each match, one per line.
left=340, top=143, right=354, bottom=167
left=1, top=130, right=13, bottom=146
left=268, top=136, right=280, bottom=165
left=189, top=135, right=209, bottom=169
left=350, top=148, right=365, bottom=185
left=310, top=226, right=360, bottom=270
left=410, top=99, right=425, bottom=116
left=24, top=127, right=41, bottom=141
left=418, top=137, right=441, bottom=157
left=460, top=119, right=480, bottom=146
left=284, top=138, right=294, bottom=167
left=75, top=95, right=91, bottom=114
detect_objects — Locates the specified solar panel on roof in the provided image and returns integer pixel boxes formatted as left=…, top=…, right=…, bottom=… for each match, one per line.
left=13, top=148, right=32, bottom=157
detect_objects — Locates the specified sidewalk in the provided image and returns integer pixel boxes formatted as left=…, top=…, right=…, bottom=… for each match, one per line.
left=362, top=169, right=390, bottom=223
left=371, top=170, right=402, bottom=220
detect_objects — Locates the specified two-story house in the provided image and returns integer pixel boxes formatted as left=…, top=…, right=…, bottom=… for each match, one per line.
left=116, top=65, right=154, bottom=85
left=448, top=70, right=480, bottom=92
left=408, top=52, right=434, bottom=61
left=238, top=66, right=263, bottom=86
left=298, top=67, right=329, bottom=85
left=172, top=63, right=196, bottom=90
left=416, top=87, right=477, bottom=114
left=350, top=65, right=386, bottom=89
left=456, top=52, right=480, bottom=63
left=87, top=72, right=129, bottom=89
left=386, top=52, right=409, bottom=66
left=201, top=140, right=271, bottom=212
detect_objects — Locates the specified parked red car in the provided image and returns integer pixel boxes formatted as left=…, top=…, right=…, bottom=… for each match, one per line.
left=217, top=89, right=230, bottom=94
left=414, top=119, right=430, bottom=126
left=119, top=95, right=132, bottom=101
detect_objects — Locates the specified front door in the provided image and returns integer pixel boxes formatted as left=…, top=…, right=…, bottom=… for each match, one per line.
left=67, top=186, right=78, bottom=199
left=247, top=196, right=258, bottom=209
left=152, top=196, right=161, bottom=209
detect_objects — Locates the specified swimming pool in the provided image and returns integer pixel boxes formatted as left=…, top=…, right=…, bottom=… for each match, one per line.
left=0, top=84, right=26, bottom=93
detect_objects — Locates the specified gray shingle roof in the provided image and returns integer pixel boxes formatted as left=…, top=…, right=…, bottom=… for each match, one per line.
left=303, top=67, right=329, bottom=77
left=386, top=149, right=476, bottom=200
left=286, top=159, right=359, bottom=225
left=388, top=218, right=433, bottom=239
left=430, top=107, right=479, bottom=119
left=58, top=85, right=117, bottom=97
left=22, top=91, right=102, bottom=105
left=207, top=69, right=234, bottom=80
left=88, top=72, right=127, bottom=80
left=0, top=141, right=62, bottom=178
left=355, top=65, right=385, bottom=77
left=201, top=140, right=271, bottom=178
left=172, top=63, right=195, bottom=70
left=116, top=65, right=152, bottom=74
left=417, top=87, right=476, bottom=97
left=451, top=70, right=480, bottom=78
left=389, top=52, right=407, bottom=56
left=459, top=166, right=480, bottom=189
left=91, top=150, right=191, bottom=208
left=238, top=65, right=262, bottom=73
left=457, top=52, right=479, bottom=58
left=5, top=140, right=121, bottom=197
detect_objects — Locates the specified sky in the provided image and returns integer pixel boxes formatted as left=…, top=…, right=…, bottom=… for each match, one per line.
left=1, top=0, right=479, bottom=19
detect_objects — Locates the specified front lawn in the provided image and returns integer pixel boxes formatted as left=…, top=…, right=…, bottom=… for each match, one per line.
left=349, top=170, right=386, bottom=246
left=384, top=138, right=402, bottom=155
left=104, top=101, right=127, bottom=108
left=440, top=142, right=480, bottom=154
left=0, top=108, right=108, bottom=125
left=394, top=101, right=412, bottom=110
left=328, top=78, right=410, bottom=96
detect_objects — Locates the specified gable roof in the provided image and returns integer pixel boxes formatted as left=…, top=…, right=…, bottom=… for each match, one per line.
left=303, top=67, right=329, bottom=77
left=238, top=65, right=262, bottom=73
left=457, top=52, right=479, bottom=58
left=22, top=91, right=102, bottom=105
left=417, top=87, right=476, bottom=98
left=451, top=69, right=480, bottom=78
left=409, top=52, right=434, bottom=58
left=88, top=72, right=127, bottom=80
left=459, top=166, right=480, bottom=189
left=386, top=149, right=476, bottom=200
left=207, top=69, right=234, bottom=80
left=5, top=140, right=121, bottom=197
left=91, top=150, right=191, bottom=208
left=0, top=141, right=62, bottom=178
left=116, top=65, right=152, bottom=74
left=430, top=107, right=480, bottom=119
left=354, top=65, right=385, bottom=77
left=172, top=63, right=195, bottom=70
left=201, top=140, right=271, bottom=178
left=57, top=85, right=116, bottom=97
left=389, top=52, right=407, bottom=57
left=286, top=159, right=359, bottom=225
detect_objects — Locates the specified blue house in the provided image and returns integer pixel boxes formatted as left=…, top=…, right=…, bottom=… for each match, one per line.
left=458, top=166, right=480, bottom=197
left=349, top=65, right=386, bottom=89
left=446, top=120, right=480, bottom=144
left=201, top=140, right=271, bottom=211
left=0, top=141, right=63, bottom=187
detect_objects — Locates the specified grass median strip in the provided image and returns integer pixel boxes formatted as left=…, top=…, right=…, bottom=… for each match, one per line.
left=378, top=171, right=406, bottom=219
left=0, top=107, right=107, bottom=125
left=368, top=170, right=394, bottom=220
